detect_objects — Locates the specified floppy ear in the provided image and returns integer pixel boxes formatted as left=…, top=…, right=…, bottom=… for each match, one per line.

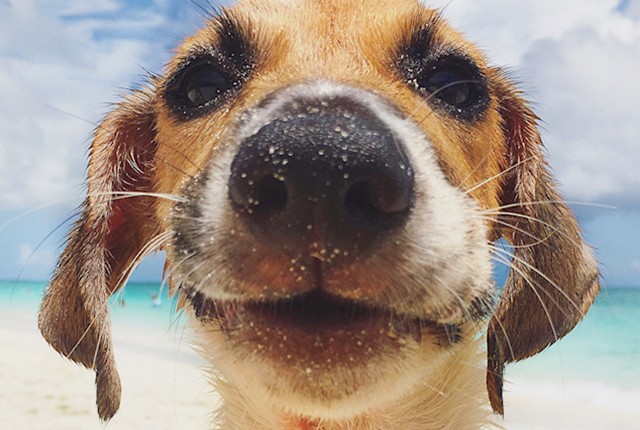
left=38, top=87, right=160, bottom=420
left=486, top=80, right=600, bottom=414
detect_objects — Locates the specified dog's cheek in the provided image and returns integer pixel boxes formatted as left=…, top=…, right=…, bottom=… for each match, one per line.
left=168, top=145, right=230, bottom=276
left=383, top=118, right=495, bottom=319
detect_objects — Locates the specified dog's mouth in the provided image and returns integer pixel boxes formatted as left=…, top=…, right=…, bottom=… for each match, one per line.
left=179, top=256, right=471, bottom=408
left=186, top=287, right=461, bottom=347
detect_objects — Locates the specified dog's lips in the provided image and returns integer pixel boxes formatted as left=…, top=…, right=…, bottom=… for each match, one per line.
left=187, top=288, right=460, bottom=346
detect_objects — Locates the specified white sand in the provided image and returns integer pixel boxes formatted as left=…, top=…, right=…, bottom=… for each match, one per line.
left=503, top=378, right=640, bottom=430
left=0, top=306, right=215, bottom=429
left=2, top=304, right=638, bottom=429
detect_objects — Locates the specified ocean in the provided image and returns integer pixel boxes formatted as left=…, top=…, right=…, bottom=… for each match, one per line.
left=506, top=287, right=640, bottom=389
left=0, top=280, right=182, bottom=329
left=2, top=280, right=639, bottom=389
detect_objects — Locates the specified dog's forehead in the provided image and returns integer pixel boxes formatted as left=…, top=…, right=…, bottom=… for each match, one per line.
left=168, top=0, right=486, bottom=78
left=228, top=0, right=427, bottom=38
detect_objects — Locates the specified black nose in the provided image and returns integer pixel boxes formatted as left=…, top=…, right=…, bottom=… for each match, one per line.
left=228, top=97, right=415, bottom=261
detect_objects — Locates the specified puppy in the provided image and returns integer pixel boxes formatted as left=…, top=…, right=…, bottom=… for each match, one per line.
left=39, top=0, right=600, bottom=428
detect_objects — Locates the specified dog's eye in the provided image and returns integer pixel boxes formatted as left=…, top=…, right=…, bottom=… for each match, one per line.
left=418, top=65, right=475, bottom=107
left=165, top=59, right=239, bottom=120
left=183, top=64, right=233, bottom=106
left=407, top=57, right=489, bottom=120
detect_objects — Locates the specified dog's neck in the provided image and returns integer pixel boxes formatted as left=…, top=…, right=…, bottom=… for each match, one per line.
left=208, top=336, right=497, bottom=430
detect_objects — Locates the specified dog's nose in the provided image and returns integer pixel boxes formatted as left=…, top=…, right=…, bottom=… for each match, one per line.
left=228, top=98, right=414, bottom=260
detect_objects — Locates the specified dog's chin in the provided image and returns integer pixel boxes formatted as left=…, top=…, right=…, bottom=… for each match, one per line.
left=187, top=287, right=464, bottom=418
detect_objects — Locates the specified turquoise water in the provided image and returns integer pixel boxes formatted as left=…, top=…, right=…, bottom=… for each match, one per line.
left=2, top=281, right=639, bottom=387
left=0, top=280, right=182, bottom=328
left=507, top=287, right=640, bottom=388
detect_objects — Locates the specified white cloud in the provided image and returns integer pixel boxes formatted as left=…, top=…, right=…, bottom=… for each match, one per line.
left=39, top=0, right=122, bottom=17
left=427, top=0, right=624, bottom=64
left=625, top=0, right=640, bottom=19
left=18, top=242, right=57, bottom=271
left=0, top=0, right=190, bottom=210
left=518, top=16, right=640, bottom=206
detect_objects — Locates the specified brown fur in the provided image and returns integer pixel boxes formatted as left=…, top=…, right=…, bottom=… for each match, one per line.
left=39, top=0, right=599, bottom=427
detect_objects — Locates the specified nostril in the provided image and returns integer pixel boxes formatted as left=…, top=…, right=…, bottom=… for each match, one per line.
left=229, top=171, right=288, bottom=216
left=344, top=181, right=380, bottom=226
left=254, top=175, right=288, bottom=215
left=344, top=178, right=412, bottom=229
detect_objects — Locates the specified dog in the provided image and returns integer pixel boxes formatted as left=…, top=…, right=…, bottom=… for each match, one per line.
left=38, top=0, right=600, bottom=428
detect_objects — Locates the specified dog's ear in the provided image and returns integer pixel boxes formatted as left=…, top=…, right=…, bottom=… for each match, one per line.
left=486, top=78, right=600, bottom=414
left=38, top=87, right=160, bottom=420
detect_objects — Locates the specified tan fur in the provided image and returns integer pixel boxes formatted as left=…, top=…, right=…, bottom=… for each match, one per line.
left=38, top=0, right=599, bottom=428
left=194, top=318, right=497, bottom=430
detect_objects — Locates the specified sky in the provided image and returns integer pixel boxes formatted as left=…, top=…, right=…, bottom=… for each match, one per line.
left=0, top=0, right=638, bottom=286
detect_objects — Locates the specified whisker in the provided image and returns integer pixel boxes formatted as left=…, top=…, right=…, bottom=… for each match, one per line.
left=66, top=232, right=173, bottom=362
left=410, top=83, right=467, bottom=126
left=397, top=250, right=486, bottom=328
left=409, top=79, right=485, bottom=129
left=189, top=0, right=218, bottom=19
left=490, top=245, right=583, bottom=318
left=66, top=307, right=103, bottom=361
left=45, top=104, right=96, bottom=125
left=0, top=202, right=81, bottom=234
left=115, top=239, right=169, bottom=307
left=464, top=156, right=536, bottom=196
left=150, top=152, right=198, bottom=181
left=92, top=191, right=186, bottom=204
left=0, top=191, right=185, bottom=236
left=490, top=251, right=559, bottom=342
left=426, top=79, right=486, bottom=104
left=483, top=210, right=586, bottom=250
left=457, top=149, right=493, bottom=190
left=10, top=211, right=78, bottom=296
left=113, top=231, right=173, bottom=293
left=481, top=216, right=555, bottom=248
left=92, top=315, right=107, bottom=369
left=163, top=254, right=199, bottom=304
left=488, top=305, right=516, bottom=363
left=483, top=200, right=616, bottom=213
left=159, top=143, right=204, bottom=172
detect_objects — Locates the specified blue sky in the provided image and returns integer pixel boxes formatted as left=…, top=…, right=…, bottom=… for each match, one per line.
left=0, top=0, right=638, bottom=286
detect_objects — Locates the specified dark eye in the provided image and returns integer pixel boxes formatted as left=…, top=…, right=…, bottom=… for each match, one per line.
left=183, top=63, right=233, bottom=107
left=420, top=65, right=474, bottom=107
left=409, top=58, right=489, bottom=119
left=165, top=60, right=238, bottom=120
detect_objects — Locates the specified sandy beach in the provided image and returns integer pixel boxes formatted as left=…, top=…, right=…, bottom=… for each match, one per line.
left=503, top=379, right=640, bottom=430
left=2, top=300, right=639, bottom=429
left=1, top=306, right=215, bottom=429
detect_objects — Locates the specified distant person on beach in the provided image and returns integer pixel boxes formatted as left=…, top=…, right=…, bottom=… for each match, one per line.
left=151, top=293, right=161, bottom=308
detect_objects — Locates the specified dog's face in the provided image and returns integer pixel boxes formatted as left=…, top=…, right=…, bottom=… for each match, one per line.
left=160, top=3, right=500, bottom=417
left=39, top=0, right=599, bottom=423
